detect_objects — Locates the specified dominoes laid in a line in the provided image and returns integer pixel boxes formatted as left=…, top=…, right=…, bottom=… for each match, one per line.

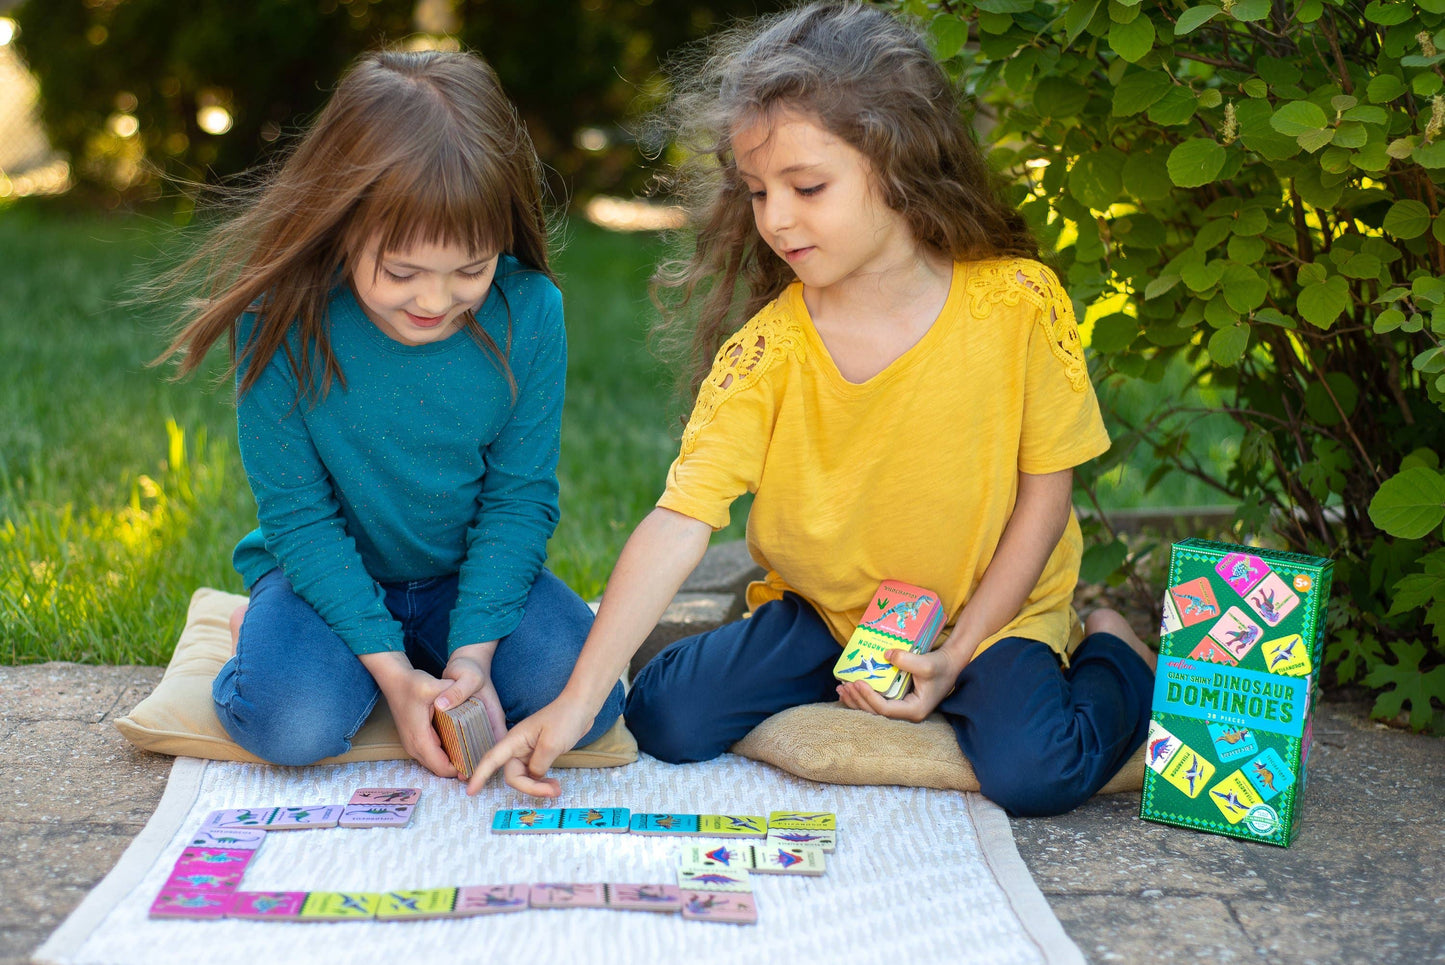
left=491, top=807, right=631, bottom=833
left=201, top=787, right=421, bottom=831
left=152, top=792, right=836, bottom=927
left=629, top=812, right=767, bottom=837
left=492, top=807, right=838, bottom=850
left=680, top=842, right=826, bottom=876
left=154, top=881, right=747, bottom=923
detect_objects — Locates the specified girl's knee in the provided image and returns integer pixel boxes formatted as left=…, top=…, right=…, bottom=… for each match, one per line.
left=214, top=697, right=359, bottom=766
left=624, top=673, right=724, bottom=764
left=973, top=754, right=1094, bottom=817
left=213, top=666, right=368, bottom=766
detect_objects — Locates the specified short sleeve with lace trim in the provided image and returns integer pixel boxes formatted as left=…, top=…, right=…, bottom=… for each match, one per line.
left=965, top=259, right=1089, bottom=393
left=965, top=259, right=1109, bottom=474
left=658, top=301, right=806, bottom=530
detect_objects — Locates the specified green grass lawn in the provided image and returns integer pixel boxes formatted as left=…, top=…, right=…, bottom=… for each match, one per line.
left=0, top=201, right=1228, bottom=665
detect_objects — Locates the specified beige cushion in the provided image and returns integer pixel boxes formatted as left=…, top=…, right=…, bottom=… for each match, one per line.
left=732, top=701, right=1145, bottom=794
left=113, top=586, right=638, bottom=768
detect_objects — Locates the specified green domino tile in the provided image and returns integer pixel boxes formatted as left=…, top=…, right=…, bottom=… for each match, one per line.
left=298, top=892, right=381, bottom=920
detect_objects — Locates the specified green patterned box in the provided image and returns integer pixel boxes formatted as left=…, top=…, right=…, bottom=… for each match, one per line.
left=1139, top=538, right=1333, bottom=846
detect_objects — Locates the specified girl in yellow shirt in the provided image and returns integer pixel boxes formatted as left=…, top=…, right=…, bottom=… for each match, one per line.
left=471, top=2, right=1157, bottom=816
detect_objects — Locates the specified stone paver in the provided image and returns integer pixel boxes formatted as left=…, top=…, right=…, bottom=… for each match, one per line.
left=0, top=665, right=170, bottom=965
left=3, top=544, right=1442, bottom=964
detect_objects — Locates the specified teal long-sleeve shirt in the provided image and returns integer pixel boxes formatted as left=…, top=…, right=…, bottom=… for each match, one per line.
left=231, top=256, right=564, bottom=656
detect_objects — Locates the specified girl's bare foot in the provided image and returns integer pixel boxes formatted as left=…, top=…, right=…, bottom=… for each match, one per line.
left=228, top=604, right=247, bottom=655
left=1085, top=607, right=1157, bottom=672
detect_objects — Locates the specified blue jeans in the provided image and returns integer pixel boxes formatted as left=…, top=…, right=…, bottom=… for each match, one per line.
left=625, top=593, right=1153, bottom=817
left=214, top=567, right=624, bottom=766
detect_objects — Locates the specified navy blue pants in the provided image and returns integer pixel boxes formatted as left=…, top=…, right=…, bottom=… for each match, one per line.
left=625, top=593, right=1153, bottom=817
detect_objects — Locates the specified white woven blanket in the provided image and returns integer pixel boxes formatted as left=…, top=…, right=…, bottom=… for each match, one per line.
left=37, top=754, right=1083, bottom=965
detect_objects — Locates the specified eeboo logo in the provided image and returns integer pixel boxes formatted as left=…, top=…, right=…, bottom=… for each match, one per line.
left=1245, top=804, right=1279, bottom=835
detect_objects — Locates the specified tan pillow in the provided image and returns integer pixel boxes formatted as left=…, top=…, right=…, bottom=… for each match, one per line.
left=114, top=586, right=638, bottom=768
left=732, top=701, right=1145, bottom=794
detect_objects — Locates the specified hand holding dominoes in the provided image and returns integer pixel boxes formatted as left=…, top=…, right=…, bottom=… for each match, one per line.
left=837, top=644, right=965, bottom=723
left=465, top=695, right=597, bottom=797
left=362, top=652, right=459, bottom=778
left=437, top=642, right=500, bottom=714
left=438, top=645, right=506, bottom=758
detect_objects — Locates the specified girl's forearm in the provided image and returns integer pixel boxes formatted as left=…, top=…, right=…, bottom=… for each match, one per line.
left=560, top=507, right=713, bottom=709
left=359, top=649, right=414, bottom=686
left=944, top=468, right=1075, bottom=669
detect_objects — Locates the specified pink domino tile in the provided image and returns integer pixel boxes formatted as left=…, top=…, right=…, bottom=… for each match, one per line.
left=680, top=889, right=758, bottom=924
left=172, top=848, right=254, bottom=878
left=166, top=849, right=252, bottom=893
left=265, top=805, right=344, bottom=829
left=605, top=883, right=682, bottom=912
left=339, top=804, right=414, bottom=828
left=349, top=787, right=421, bottom=806
left=1216, top=552, right=1270, bottom=595
left=187, top=828, right=266, bottom=851
left=227, top=891, right=309, bottom=920
left=529, top=883, right=608, bottom=909
left=1244, top=572, right=1300, bottom=627
left=149, top=889, right=231, bottom=919
left=1168, top=577, right=1221, bottom=627
left=162, top=866, right=246, bottom=893
left=453, top=884, right=530, bottom=916
left=1207, top=606, right=1264, bottom=661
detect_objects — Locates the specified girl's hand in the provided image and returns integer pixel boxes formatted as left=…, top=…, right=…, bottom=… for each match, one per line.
left=378, top=667, right=460, bottom=777
left=438, top=643, right=508, bottom=771
left=361, top=651, right=456, bottom=777
left=465, top=696, right=598, bottom=798
left=836, top=646, right=965, bottom=723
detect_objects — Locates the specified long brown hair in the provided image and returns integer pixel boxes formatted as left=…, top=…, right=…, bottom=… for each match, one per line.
left=650, top=1, right=1039, bottom=401
left=153, top=48, right=551, bottom=402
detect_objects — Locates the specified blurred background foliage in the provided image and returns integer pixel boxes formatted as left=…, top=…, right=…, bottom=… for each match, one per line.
left=9, top=0, right=784, bottom=202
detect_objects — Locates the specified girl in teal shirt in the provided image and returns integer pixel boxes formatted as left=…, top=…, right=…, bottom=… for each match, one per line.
left=158, top=49, right=622, bottom=777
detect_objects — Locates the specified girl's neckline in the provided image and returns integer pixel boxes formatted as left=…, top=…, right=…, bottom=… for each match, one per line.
left=790, top=260, right=964, bottom=392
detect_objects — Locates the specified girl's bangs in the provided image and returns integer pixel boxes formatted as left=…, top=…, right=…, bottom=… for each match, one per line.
left=352, top=149, right=513, bottom=261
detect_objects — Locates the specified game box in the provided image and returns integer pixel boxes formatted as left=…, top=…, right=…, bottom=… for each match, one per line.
left=1139, top=538, right=1333, bottom=846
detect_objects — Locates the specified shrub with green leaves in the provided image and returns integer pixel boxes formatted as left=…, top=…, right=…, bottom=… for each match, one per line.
left=888, top=0, right=1445, bottom=731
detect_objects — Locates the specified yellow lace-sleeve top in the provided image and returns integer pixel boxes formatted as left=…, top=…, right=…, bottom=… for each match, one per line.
left=657, top=258, right=1110, bottom=659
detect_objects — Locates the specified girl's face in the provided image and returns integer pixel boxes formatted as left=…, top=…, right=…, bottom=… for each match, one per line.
left=351, top=238, right=498, bottom=346
left=732, top=110, right=916, bottom=294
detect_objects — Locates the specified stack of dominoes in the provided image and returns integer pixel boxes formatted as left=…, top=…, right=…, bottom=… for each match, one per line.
left=833, top=579, right=946, bottom=698
left=433, top=696, right=496, bottom=780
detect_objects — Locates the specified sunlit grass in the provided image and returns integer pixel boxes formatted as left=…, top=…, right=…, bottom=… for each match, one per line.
left=1, top=420, right=247, bottom=663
